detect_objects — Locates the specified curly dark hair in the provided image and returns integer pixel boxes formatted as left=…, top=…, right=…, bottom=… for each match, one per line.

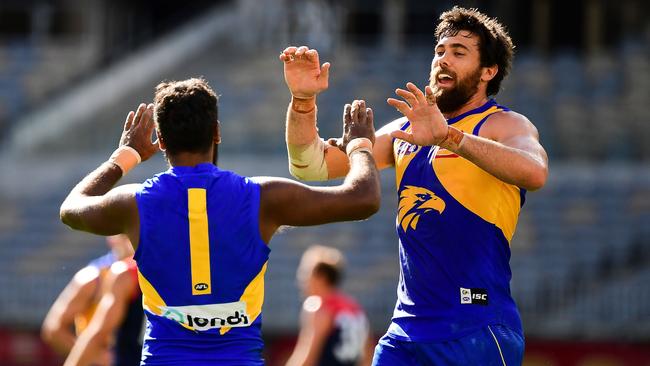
left=435, top=7, right=514, bottom=96
left=153, top=78, right=218, bottom=155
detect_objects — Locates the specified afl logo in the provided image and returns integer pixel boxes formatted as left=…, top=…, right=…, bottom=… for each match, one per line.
left=194, top=283, right=209, bottom=291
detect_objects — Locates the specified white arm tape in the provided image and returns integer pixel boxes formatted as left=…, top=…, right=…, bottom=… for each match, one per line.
left=287, top=137, right=329, bottom=181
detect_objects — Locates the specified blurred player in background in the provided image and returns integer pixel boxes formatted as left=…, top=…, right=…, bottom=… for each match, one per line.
left=286, top=245, right=372, bottom=366
left=41, top=234, right=139, bottom=365
left=58, top=77, right=380, bottom=365
left=280, top=6, right=548, bottom=365
left=64, top=254, right=143, bottom=366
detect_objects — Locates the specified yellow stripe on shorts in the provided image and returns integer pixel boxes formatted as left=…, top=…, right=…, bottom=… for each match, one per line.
left=188, top=188, right=212, bottom=295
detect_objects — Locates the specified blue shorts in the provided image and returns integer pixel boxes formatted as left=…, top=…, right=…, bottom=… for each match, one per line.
left=372, top=324, right=524, bottom=366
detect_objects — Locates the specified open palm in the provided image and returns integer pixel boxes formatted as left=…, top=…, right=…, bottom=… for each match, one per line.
left=280, top=46, right=330, bottom=99
left=387, top=82, right=448, bottom=146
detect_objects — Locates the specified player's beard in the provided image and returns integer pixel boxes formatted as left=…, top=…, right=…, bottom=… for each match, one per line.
left=429, top=66, right=482, bottom=114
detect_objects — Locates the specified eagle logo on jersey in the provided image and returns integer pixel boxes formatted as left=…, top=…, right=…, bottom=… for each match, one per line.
left=398, top=186, right=445, bottom=231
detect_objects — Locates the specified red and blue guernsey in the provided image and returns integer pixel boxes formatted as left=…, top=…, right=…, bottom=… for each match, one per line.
left=388, top=99, right=524, bottom=342
left=318, top=292, right=369, bottom=366
left=134, top=163, right=270, bottom=365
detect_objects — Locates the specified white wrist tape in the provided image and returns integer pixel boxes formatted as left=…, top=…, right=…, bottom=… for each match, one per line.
left=287, top=137, right=328, bottom=181
left=346, top=137, right=373, bottom=157
left=109, top=145, right=141, bottom=176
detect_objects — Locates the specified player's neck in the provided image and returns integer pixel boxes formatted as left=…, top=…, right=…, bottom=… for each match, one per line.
left=442, top=93, right=490, bottom=120
left=315, top=286, right=336, bottom=298
left=167, top=151, right=214, bottom=167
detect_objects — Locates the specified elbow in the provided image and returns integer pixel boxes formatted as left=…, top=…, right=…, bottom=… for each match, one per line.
left=40, top=322, right=58, bottom=345
left=60, top=205, right=73, bottom=227
left=357, top=199, right=380, bottom=220
left=59, top=203, right=80, bottom=230
left=352, top=185, right=381, bottom=219
left=366, top=189, right=382, bottom=217
left=523, top=165, right=548, bottom=191
left=40, top=326, right=52, bottom=344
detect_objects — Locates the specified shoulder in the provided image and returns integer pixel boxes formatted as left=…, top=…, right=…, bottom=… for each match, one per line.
left=303, top=295, right=324, bottom=313
left=302, top=295, right=335, bottom=328
left=479, top=110, right=539, bottom=141
left=72, top=265, right=101, bottom=287
left=213, top=169, right=261, bottom=191
left=106, top=260, right=138, bottom=294
left=373, top=117, right=409, bottom=169
left=253, top=176, right=305, bottom=194
left=109, top=260, right=131, bottom=276
left=376, top=116, right=409, bottom=136
left=330, top=292, right=364, bottom=313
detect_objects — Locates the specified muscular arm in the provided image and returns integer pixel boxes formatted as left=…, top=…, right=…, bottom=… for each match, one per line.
left=261, top=70, right=383, bottom=242
left=287, top=98, right=399, bottom=180
left=64, top=263, right=136, bottom=366
left=256, top=149, right=380, bottom=243
left=60, top=163, right=138, bottom=236
left=41, top=269, right=99, bottom=355
left=389, top=83, right=548, bottom=191
left=60, top=103, right=159, bottom=244
left=447, top=111, right=548, bottom=191
left=281, top=46, right=394, bottom=181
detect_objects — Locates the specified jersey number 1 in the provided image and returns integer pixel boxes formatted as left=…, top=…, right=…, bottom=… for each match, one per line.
left=188, top=188, right=212, bottom=295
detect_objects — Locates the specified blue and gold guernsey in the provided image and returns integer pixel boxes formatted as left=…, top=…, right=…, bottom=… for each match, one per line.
left=388, top=99, right=524, bottom=342
left=134, top=163, right=270, bottom=365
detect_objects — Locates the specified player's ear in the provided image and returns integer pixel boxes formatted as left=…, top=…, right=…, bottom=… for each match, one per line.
left=214, top=121, right=221, bottom=144
left=156, top=130, right=166, bottom=151
left=481, top=64, right=498, bottom=82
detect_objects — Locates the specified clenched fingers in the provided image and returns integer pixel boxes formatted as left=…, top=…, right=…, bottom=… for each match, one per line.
left=295, top=46, right=309, bottom=57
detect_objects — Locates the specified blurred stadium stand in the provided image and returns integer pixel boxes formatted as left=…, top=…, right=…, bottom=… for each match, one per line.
left=0, top=0, right=649, bottom=365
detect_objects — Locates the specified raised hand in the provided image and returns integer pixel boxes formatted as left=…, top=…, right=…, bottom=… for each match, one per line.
left=118, top=103, right=160, bottom=161
left=279, top=46, right=330, bottom=99
left=328, top=100, right=375, bottom=152
left=387, top=82, right=448, bottom=146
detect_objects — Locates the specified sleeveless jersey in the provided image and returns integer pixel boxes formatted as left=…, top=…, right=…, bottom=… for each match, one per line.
left=317, top=292, right=368, bottom=366
left=134, top=163, right=270, bottom=365
left=387, top=99, right=524, bottom=342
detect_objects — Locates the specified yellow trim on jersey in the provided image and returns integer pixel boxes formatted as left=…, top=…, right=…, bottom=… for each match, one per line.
left=433, top=150, right=521, bottom=241
left=433, top=106, right=521, bottom=241
left=137, top=269, right=166, bottom=315
left=138, top=270, right=195, bottom=331
left=188, top=188, right=212, bottom=295
left=220, top=261, right=268, bottom=335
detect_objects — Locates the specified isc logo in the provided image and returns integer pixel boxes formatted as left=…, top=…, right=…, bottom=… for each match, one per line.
left=194, top=283, right=209, bottom=291
left=460, top=287, right=488, bottom=305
